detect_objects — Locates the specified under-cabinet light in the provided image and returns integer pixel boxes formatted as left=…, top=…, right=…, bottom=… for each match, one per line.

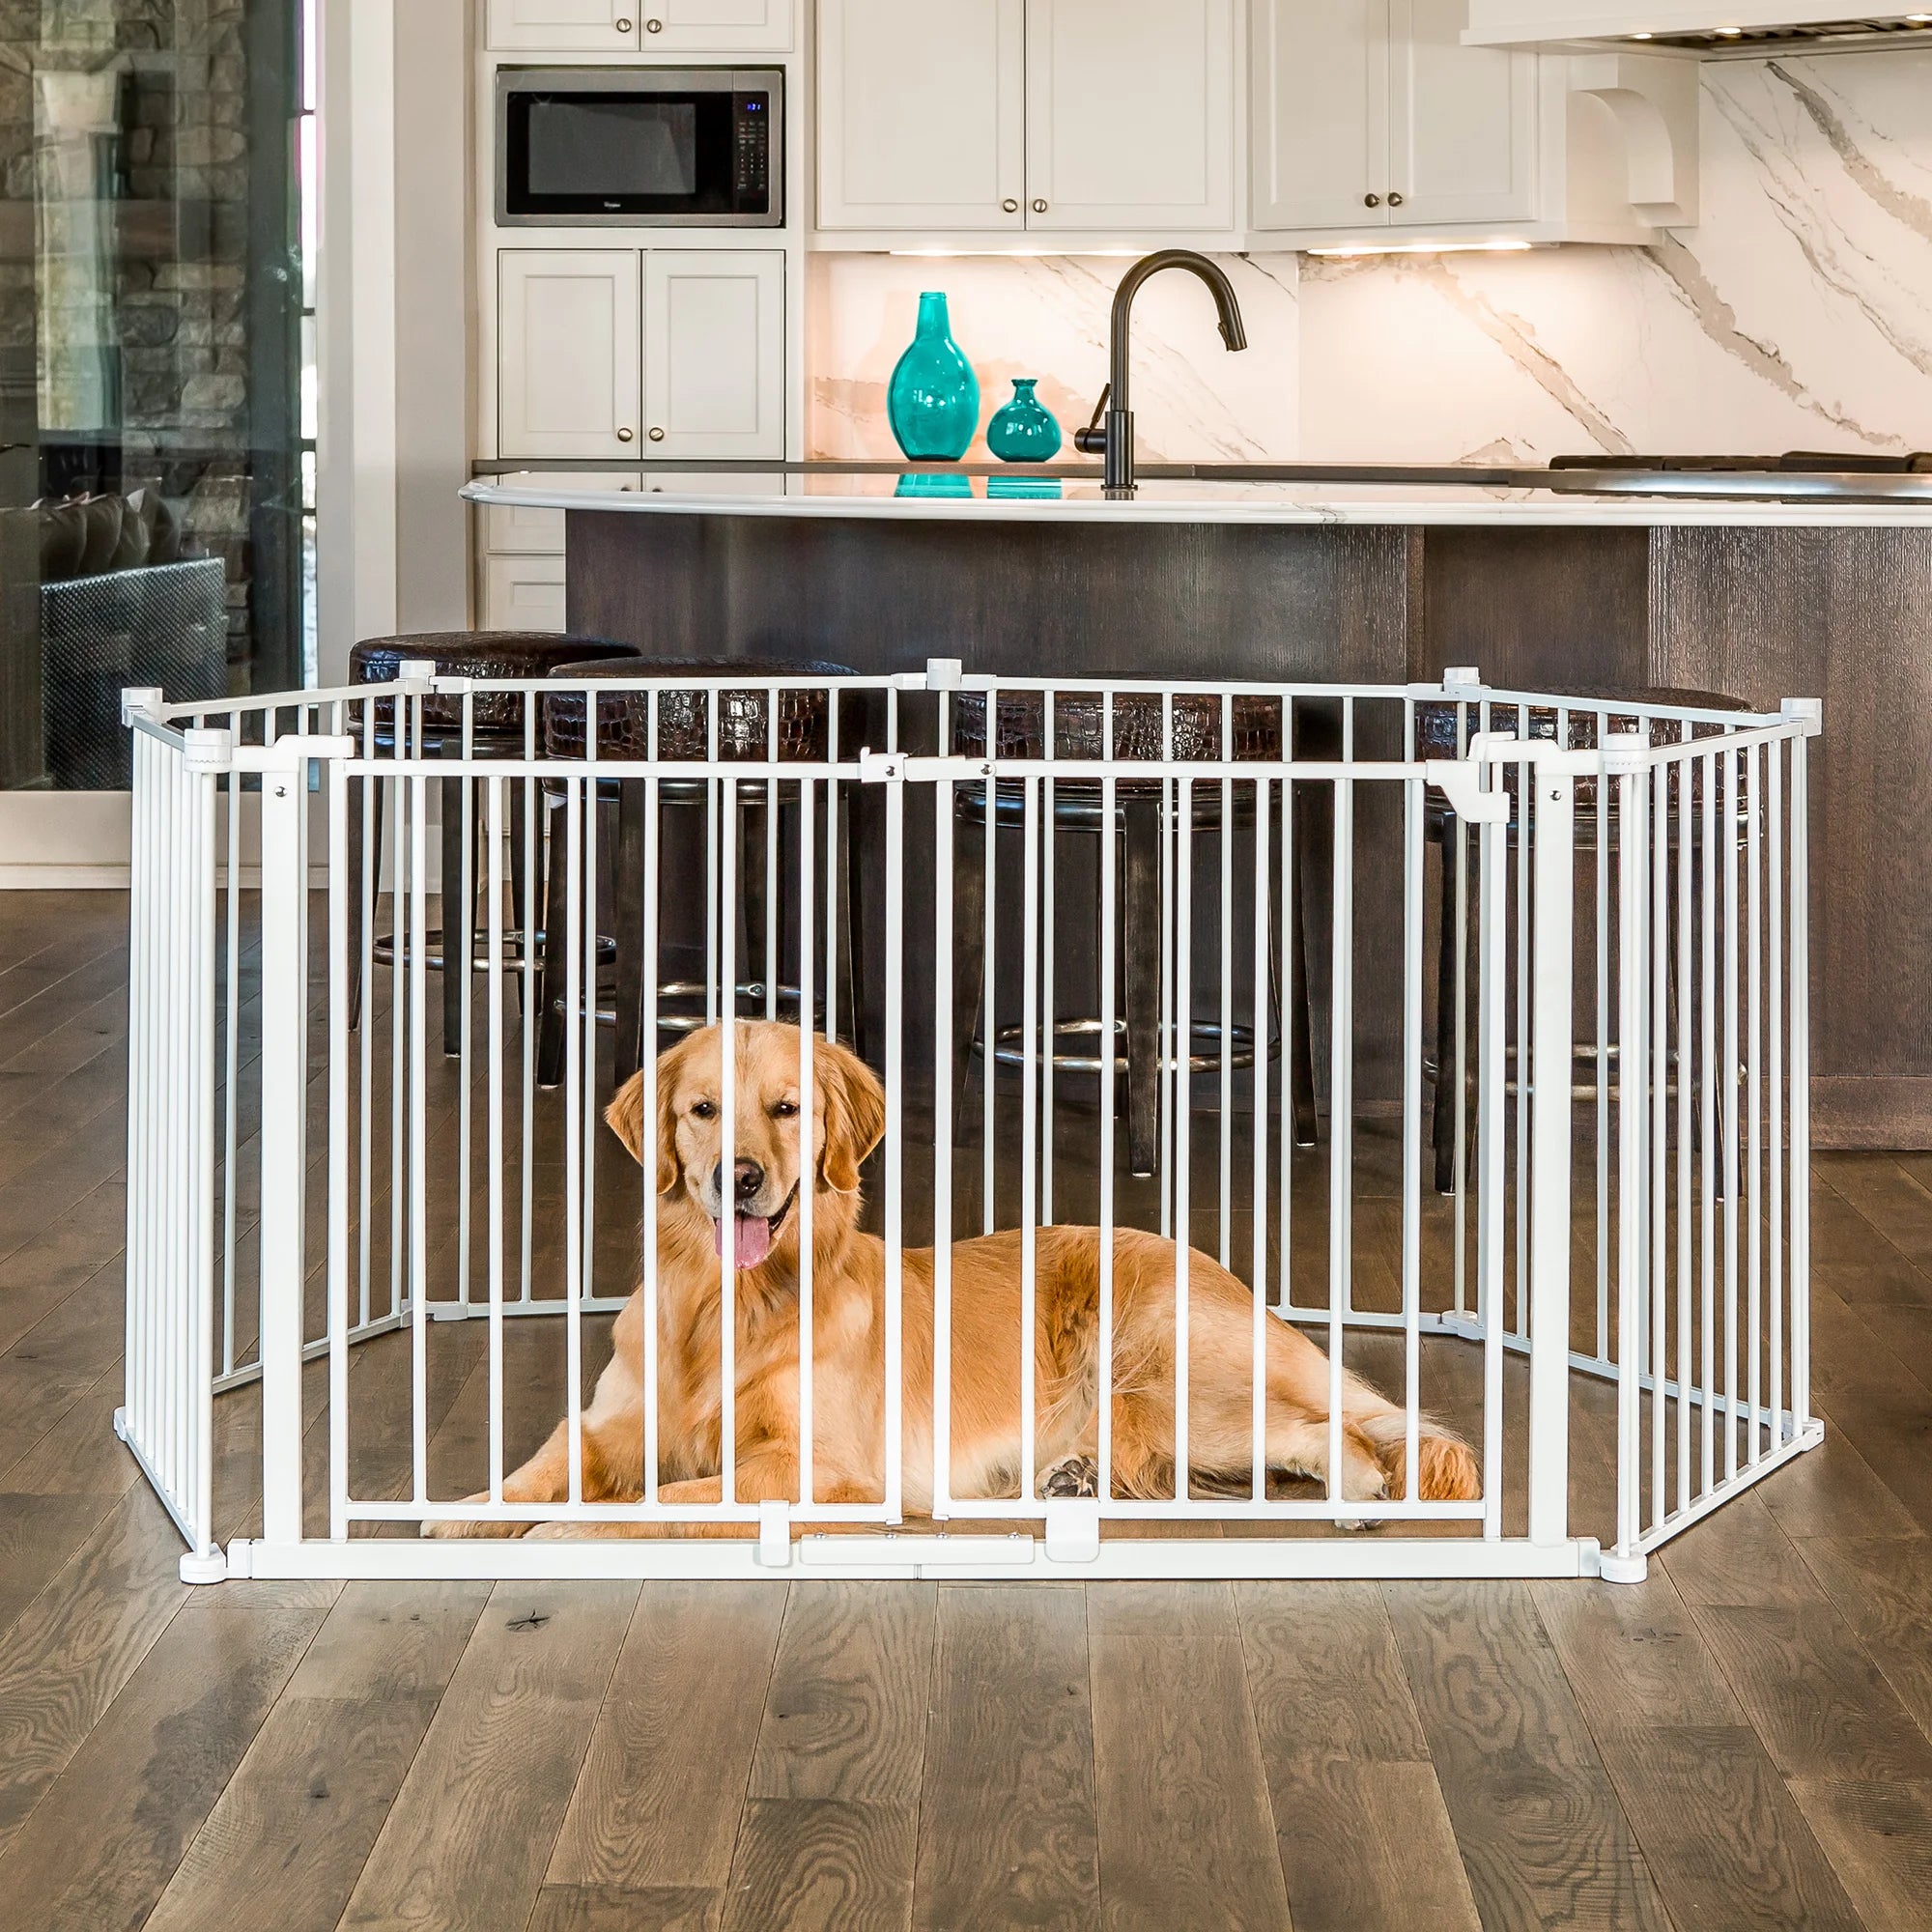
left=1304, top=240, right=1538, bottom=257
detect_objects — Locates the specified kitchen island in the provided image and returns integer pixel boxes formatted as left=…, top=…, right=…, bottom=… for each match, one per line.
left=464, top=468, right=1932, bottom=1148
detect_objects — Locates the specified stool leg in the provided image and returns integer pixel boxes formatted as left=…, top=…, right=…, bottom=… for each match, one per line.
left=537, top=788, right=571, bottom=1089
left=951, top=800, right=987, bottom=1141
left=440, top=775, right=466, bottom=1057
left=1122, top=795, right=1161, bottom=1179
left=614, top=781, right=645, bottom=1086
left=1433, top=818, right=1460, bottom=1195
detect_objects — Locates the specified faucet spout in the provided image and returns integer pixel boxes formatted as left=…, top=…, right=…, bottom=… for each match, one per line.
left=1084, top=250, right=1248, bottom=494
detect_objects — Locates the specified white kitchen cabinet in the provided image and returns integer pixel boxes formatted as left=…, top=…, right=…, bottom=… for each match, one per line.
left=815, top=0, right=1025, bottom=230
left=481, top=554, right=567, bottom=633
left=486, top=0, right=790, bottom=50
left=1023, top=0, right=1234, bottom=232
left=1252, top=0, right=1385, bottom=231
left=1253, top=0, right=1534, bottom=235
left=642, top=251, right=786, bottom=458
left=486, top=0, right=634, bottom=52
left=497, top=251, right=643, bottom=461
left=1389, top=0, right=1535, bottom=226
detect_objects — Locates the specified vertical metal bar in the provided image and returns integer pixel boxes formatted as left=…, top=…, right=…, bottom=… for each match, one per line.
left=883, top=772, right=905, bottom=1523
left=1527, top=757, right=1577, bottom=1549
left=1700, top=746, right=1717, bottom=1497
left=1597, top=711, right=1610, bottom=1363
left=222, top=725, right=242, bottom=1369
left=389, top=705, right=407, bottom=1325
left=582, top=696, right=602, bottom=1327
left=1042, top=691, right=1056, bottom=1230
left=1478, top=763, right=1505, bottom=1540
left=1515, top=732, right=1530, bottom=1341
left=1098, top=709, right=1118, bottom=1503
left=1278, top=726, right=1294, bottom=1314
left=521, top=700, right=536, bottom=1306
left=1612, top=744, right=1647, bottom=1567
left=1723, top=746, right=1741, bottom=1481
left=1676, top=731, right=1693, bottom=1516
left=1326, top=712, right=1355, bottom=1512
left=1019, top=772, right=1040, bottom=1503
left=327, top=748, right=352, bottom=1542
left=791, top=764, right=812, bottom=1509
left=487, top=776, right=505, bottom=1503
left=1770, top=737, right=1785, bottom=1447
left=1651, top=759, right=1668, bottom=1534
left=563, top=775, right=584, bottom=1505
left=458, top=696, right=474, bottom=1307
left=719, top=742, right=738, bottom=1507
left=357, top=704, right=375, bottom=1328
left=190, top=756, right=217, bottom=1555
left=825, top=698, right=841, bottom=1049
left=1251, top=773, right=1271, bottom=1500
left=1791, top=727, right=1811, bottom=1434
left=1159, top=697, right=1175, bottom=1243
left=1453, top=703, right=1470, bottom=1318
left=1174, top=767, right=1193, bottom=1498
left=642, top=753, right=662, bottom=1503
left=930, top=762, right=952, bottom=1519
left=1219, top=697, right=1234, bottom=1272
left=1402, top=738, right=1424, bottom=1502
left=981, top=752, right=996, bottom=1235
left=1747, top=741, right=1764, bottom=1463
left=259, top=744, right=309, bottom=1546
left=765, top=772, right=779, bottom=1021
left=409, top=758, right=429, bottom=1504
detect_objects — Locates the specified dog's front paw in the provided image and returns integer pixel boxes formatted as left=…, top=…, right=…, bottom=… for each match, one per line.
left=422, top=1493, right=531, bottom=1540
left=1039, top=1454, right=1101, bottom=1500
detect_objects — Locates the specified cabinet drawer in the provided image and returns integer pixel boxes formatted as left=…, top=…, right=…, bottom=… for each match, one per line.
left=480, top=554, right=567, bottom=633
left=479, top=474, right=641, bottom=554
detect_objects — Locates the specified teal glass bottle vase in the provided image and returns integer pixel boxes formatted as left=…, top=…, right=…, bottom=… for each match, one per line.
left=987, top=379, right=1063, bottom=463
left=886, top=292, right=980, bottom=462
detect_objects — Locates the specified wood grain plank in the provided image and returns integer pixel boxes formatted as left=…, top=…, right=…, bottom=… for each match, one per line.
left=1658, top=1490, right=1826, bottom=1608
left=1596, top=1725, right=1862, bottom=1931
left=0, top=1585, right=327, bottom=1931
left=339, top=1580, right=637, bottom=1932
left=1238, top=1580, right=1478, bottom=1932
left=912, top=1584, right=1098, bottom=1932
left=749, top=1582, right=934, bottom=1804
left=1530, top=1572, right=1744, bottom=1736
left=721, top=1799, right=916, bottom=1932
left=1692, top=1602, right=1932, bottom=1783
left=1089, top=1583, right=1290, bottom=1932
left=1795, top=1535, right=1932, bottom=1741
left=0, top=1488, right=190, bottom=1855
left=527, top=1885, right=720, bottom=1932
left=1787, top=1777, right=1932, bottom=1932
left=549, top=1581, right=786, bottom=1890
left=1756, top=1431, right=1923, bottom=1544
left=1383, top=1580, right=1672, bottom=1931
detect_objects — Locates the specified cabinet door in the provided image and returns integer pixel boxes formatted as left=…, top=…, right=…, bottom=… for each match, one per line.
left=1025, top=0, right=1234, bottom=231
left=633, top=0, right=792, bottom=51
left=1389, top=0, right=1536, bottom=225
left=816, top=0, right=1024, bottom=230
left=497, top=251, right=642, bottom=461
left=481, top=555, right=567, bottom=633
left=642, top=251, right=785, bottom=458
left=486, top=0, right=636, bottom=52
left=1252, top=0, right=1387, bottom=231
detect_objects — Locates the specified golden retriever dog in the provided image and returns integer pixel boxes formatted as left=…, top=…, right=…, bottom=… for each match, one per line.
left=428, top=1020, right=1478, bottom=1539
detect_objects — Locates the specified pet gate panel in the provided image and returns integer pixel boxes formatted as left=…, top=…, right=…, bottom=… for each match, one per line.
left=120, top=668, right=1821, bottom=1584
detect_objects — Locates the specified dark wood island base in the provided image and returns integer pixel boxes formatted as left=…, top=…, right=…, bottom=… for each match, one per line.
left=563, top=505, right=1930, bottom=1150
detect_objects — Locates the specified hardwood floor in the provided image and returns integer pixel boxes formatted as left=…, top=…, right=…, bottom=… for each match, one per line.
left=6, top=892, right=1932, bottom=1928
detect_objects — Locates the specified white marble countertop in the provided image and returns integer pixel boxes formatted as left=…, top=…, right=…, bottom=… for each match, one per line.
left=464, top=468, right=1932, bottom=528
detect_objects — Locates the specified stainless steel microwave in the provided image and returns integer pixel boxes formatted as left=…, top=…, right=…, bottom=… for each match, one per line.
left=496, top=68, right=781, bottom=227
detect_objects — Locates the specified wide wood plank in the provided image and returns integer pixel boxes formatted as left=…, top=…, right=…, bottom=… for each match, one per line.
left=1089, top=1583, right=1290, bottom=1931
left=1692, top=1601, right=1932, bottom=1784
left=143, top=1581, right=490, bottom=1932
left=1383, top=1579, right=1672, bottom=1931
left=0, top=1489, right=189, bottom=1854
left=912, top=1585, right=1098, bottom=1931
left=722, top=1799, right=916, bottom=1932
left=1787, top=1776, right=1932, bottom=1931
left=1795, top=1535, right=1932, bottom=1740
left=1658, top=1490, right=1826, bottom=1609
left=528, top=1885, right=721, bottom=1932
left=749, top=1582, right=934, bottom=1804
left=549, top=1581, right=786, bottom=1891
left=0, top=1584, right=328, bottom=1930
left=339, top=1579, right=637, bottom=1932
left=1238, top=1580, right=1478, bottom=1932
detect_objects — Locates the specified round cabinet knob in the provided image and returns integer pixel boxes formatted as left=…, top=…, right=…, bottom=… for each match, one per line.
left=1388, top=191, right=1406, bottom=208
left=1002, top=198, right=1019, bottom=213
left=648, top=427, right=666, bottom=442
left=645, top=15, right=663, bottom=29
left=615, top=427, right=635, bottom=443
left=1031, top=198, right=1048, bottom=213
left=1363, top=193, right=1380, bottom=208
left=615, top=15, right=633, bottom=28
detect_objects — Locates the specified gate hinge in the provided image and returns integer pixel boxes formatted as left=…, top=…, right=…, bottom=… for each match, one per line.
left=1781, top=696, right=1823, bottom=737
left=858, top=748, right=903, bottom=783
left=1424, top=729, right=1515, bottom=823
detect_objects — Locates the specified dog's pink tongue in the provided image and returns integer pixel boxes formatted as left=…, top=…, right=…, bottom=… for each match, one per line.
left=716, top=1214, right=772, bottom=1270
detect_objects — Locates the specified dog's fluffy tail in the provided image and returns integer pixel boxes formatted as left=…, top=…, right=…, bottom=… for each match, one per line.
left=1352, top=1402, right=1482, bottom=1502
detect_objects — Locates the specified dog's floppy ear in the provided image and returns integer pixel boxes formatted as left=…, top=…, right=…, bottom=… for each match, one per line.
left=814, top=1039, right=886, bottom=1194
left=604, top=1039, right=687, bottom=1195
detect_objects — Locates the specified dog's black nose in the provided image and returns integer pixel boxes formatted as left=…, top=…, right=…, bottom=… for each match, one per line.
left=730, top=1158, right=764, bottom=1201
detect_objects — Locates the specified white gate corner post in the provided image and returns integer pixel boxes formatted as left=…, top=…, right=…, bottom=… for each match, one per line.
left=258, top=736, right=315, bottom=1550
left=1526, top=745, right=1580, bottom=1560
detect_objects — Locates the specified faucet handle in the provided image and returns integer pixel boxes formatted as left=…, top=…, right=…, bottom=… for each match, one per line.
left=1073, top=383, right=1112, bottom=456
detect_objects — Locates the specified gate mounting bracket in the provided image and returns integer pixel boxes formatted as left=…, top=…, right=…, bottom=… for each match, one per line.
left=1043, top=1500, right=1101, bottom=1564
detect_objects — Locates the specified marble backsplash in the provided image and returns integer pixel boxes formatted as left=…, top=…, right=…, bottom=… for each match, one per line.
left=807, top=49, right=1932, bottom=464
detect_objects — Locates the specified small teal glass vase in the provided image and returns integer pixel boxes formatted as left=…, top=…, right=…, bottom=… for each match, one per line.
left=887, top=292, right=980, bottom=462
left=987, top=379, right=1062, bottom=463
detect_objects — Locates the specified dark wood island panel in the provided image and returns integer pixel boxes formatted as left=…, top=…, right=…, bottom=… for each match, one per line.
left=567, top=509, right=1931, bottom=1148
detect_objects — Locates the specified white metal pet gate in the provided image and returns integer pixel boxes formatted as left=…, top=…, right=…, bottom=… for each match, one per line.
left=120, top=664, right=1821, bottom=1584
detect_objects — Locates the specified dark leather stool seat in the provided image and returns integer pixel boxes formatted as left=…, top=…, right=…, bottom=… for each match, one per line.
left=950, top=689, right=1321, bottom=1179
left=1416, top=683, right=1757, bottom=1196
left=535, top=656, right=864, bottom=1089
left=346, top=630, right=635, bottom=1052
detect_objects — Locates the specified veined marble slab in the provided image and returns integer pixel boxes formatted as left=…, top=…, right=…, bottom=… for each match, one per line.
left=465, top=470, right=1932, bottom=526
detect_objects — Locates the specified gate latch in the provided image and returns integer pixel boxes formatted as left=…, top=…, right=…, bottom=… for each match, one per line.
left=1044, top=1500, right=1100, bottom=1565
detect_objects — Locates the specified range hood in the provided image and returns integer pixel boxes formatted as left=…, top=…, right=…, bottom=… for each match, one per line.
left=1465, top=4, right=1932, bottom=51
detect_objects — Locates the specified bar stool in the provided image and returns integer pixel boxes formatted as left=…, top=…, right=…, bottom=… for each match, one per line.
left=346, top=631, right=636, bottom=1052
left=536, top=656, right=865, bottom=1089
left=950, top=690, right=1321, bottom=1179
left=1417, top=684, right=1754, bottom=1195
